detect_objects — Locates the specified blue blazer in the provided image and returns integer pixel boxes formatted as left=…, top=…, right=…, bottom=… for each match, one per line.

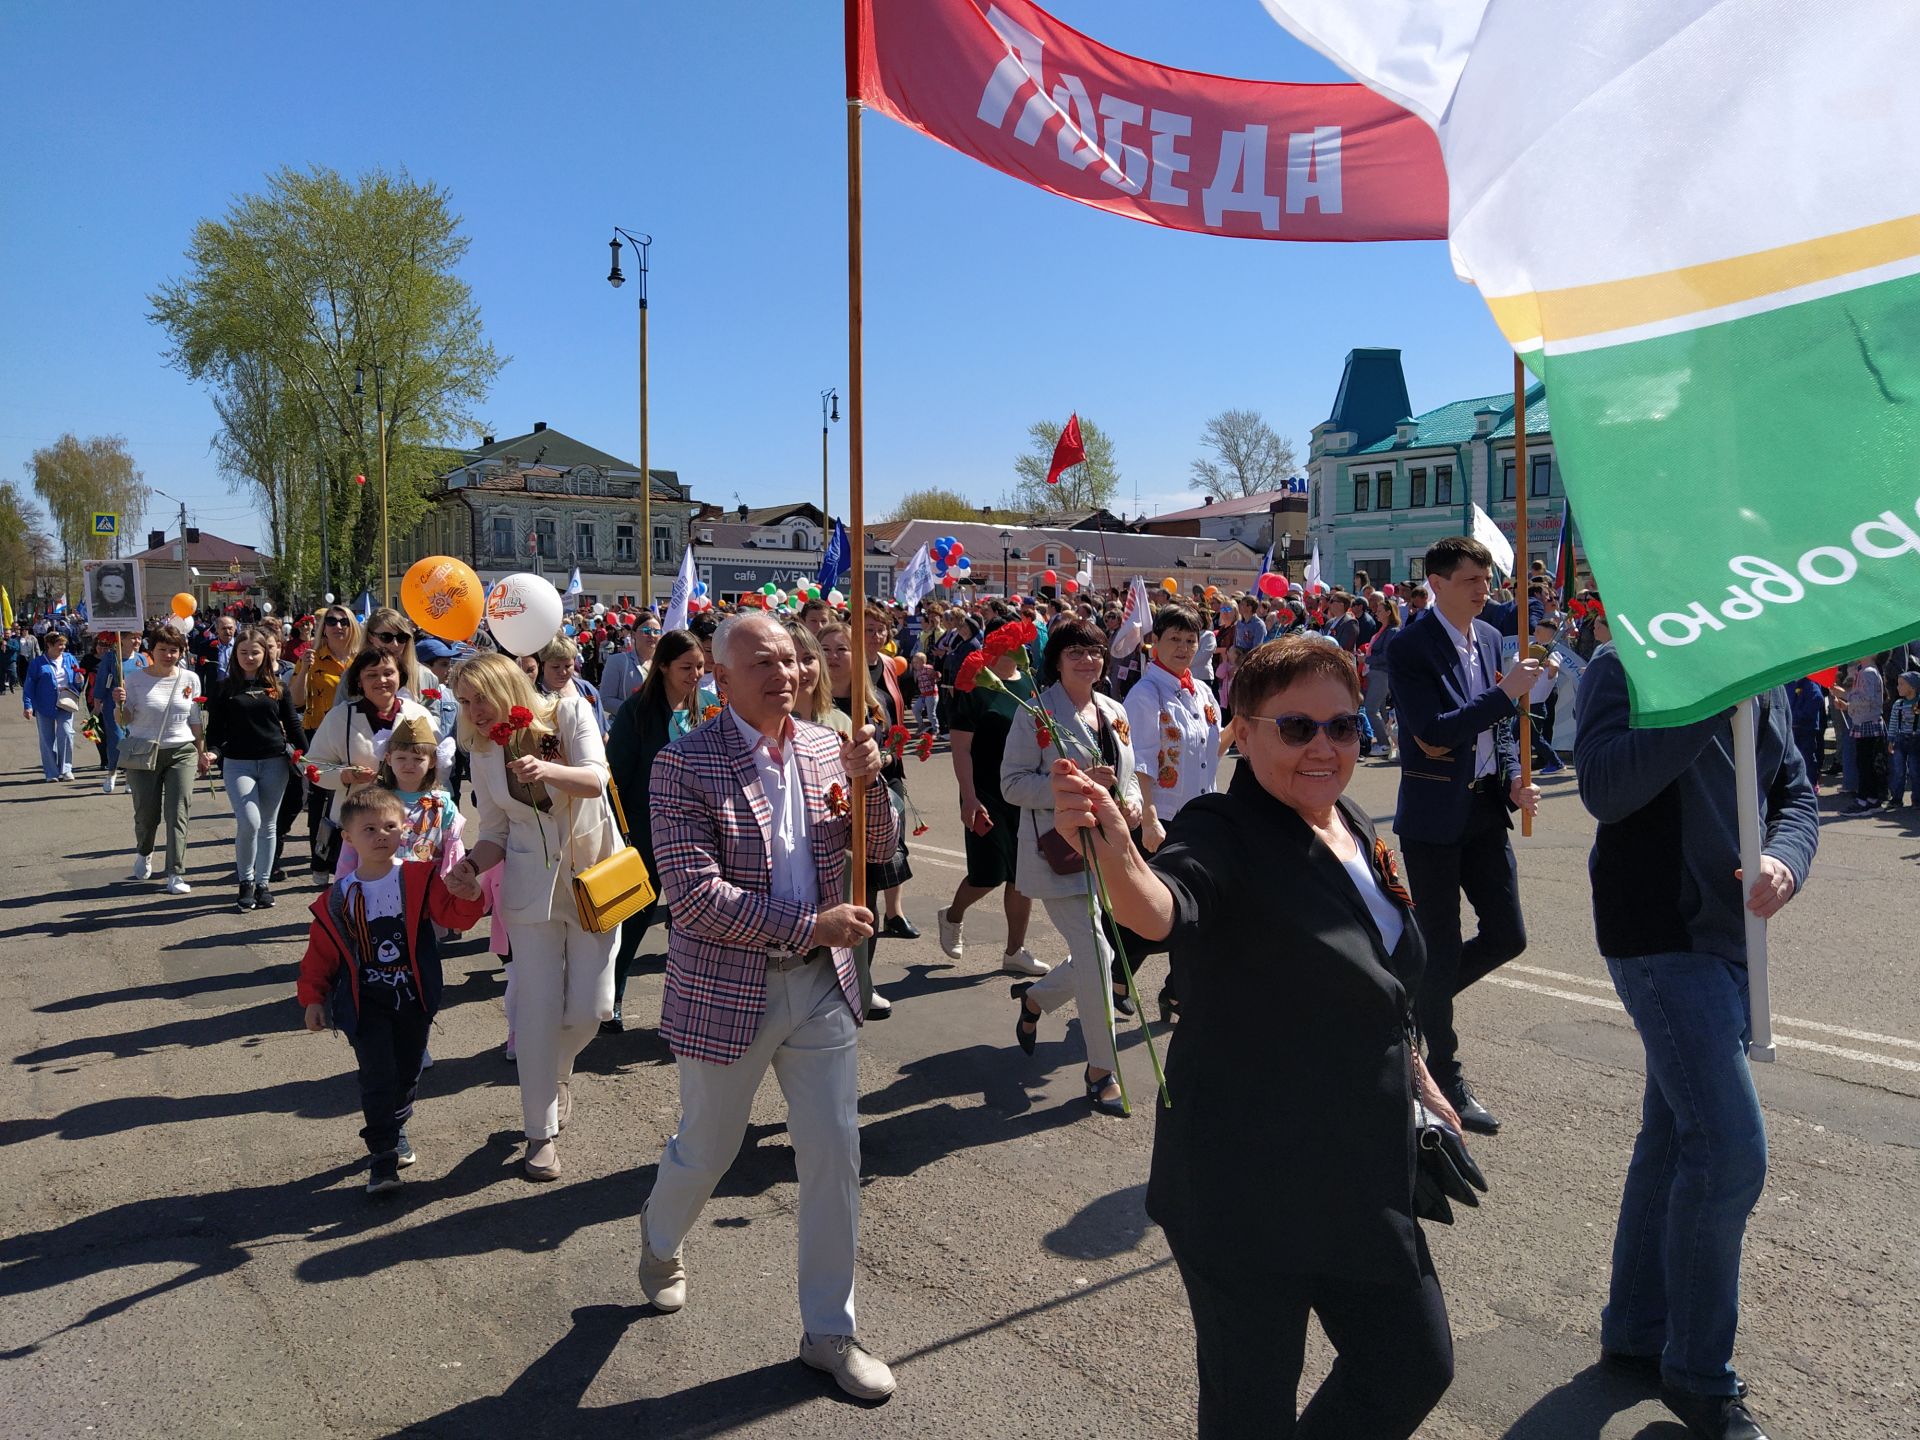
left=1385, top=609, right=1521, bottom=845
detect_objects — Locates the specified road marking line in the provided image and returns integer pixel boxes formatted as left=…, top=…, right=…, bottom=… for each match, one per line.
left=912, top=840, right=969, bottom=861
left=1486, top=976, right=1920, bottom=1075
left=1509, top=964, right=1920, bottom=1052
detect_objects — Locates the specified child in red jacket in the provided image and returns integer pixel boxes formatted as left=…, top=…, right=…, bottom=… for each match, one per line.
left=298, top=786, right=485, bottom=1195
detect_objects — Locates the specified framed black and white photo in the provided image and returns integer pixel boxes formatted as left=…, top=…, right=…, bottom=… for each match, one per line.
left=83, top=559, right=144, bottom=625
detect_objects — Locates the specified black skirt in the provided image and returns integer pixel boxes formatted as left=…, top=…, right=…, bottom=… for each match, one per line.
left=866, top=781, right=914, bottom=891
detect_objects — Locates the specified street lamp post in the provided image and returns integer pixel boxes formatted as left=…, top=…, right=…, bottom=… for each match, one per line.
left=352, top=363, right=390, bottom=607
left=608, top=229, right=653, bottom=608
left=820, top=387, right=839, bottom=528
left=999, top=531, right=1024, bottom=599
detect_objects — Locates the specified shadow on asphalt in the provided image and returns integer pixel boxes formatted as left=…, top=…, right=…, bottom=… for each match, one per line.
left=384, top=1304, right=876, bottom=1438
left=33, top=959, right=297, bottom=1012
left=1499, top=1363, right=1689, bottom=1439
left=1042, top=1183, right=1153, bottom=1261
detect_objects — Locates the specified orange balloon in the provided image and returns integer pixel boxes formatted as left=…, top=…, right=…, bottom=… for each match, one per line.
left=401, top=555, right=486, bottom=641
left=1160, top=577, right=1177, bottom=594
left=170, top=592, right=196, bottom=618
left=888, top=654, right=909, bottom=679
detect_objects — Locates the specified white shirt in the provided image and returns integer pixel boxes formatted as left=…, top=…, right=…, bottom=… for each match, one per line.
left=1336, top=846, right=1406, bottom=953
left=1124, top=661, right=1222, bottom=821
left=731, top=708, right=818, bottom=908
left=1433, top=608, right=1496, bottom=779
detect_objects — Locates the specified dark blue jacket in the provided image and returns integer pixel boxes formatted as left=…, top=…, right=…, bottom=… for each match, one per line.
left=1785, top=677, right=1825, bottom=735
left=1575, top=647, right=1817, bottom=964
left=1385, top=609, right=1521, bottom=845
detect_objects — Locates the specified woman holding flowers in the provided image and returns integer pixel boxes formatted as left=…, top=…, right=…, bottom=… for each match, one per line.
left=305, top=651, right=434, bottom=859
left=447, top=652, right=621, bottom=1182
left=1049, top=636, right=1463, bottom=1438
left=997, top=616, right=1143, bottom=1118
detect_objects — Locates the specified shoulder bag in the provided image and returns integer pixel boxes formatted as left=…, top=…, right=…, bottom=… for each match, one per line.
left=1032, top=703, right=1122, bottom=876
left=120, top=670, right=184, bottom=771
left=571, top=776, right=657, bottom=933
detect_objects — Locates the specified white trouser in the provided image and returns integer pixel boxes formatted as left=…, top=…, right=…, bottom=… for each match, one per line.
left=1028, top=893, right=1119, bottom=1073
left=511, top=916, right=617, bottom=1139
left=644, top=957, right=861, bottom=1336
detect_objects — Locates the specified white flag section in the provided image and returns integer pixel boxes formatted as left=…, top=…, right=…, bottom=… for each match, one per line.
left=1469, top=503, right=1514, bottom=579
left=1110, top=575, right=1153, bottom=658
left=1303, top=543, right=1322, bottom=593
left=662, top=546, right=697, bottom=633
left=563, top=567, right=582, bottom=601
left=893, top=544, right=937, bottom=612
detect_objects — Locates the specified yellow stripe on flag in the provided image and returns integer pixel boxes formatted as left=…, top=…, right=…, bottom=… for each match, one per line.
left=1484, top=212, right=1920, bottom=348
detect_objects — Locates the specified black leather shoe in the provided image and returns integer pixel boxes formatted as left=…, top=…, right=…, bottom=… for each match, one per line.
left=1111, top=985, right=1135, bottom=1018
left=881, top=915, right=919, bottom=940
left=1011, top=983, right=1039, bottom=1056
left=1084, top=1068, right=1128, bottom=1118
left=1661, top=1385, right=1770, bottom=1440
left=1443, top=1079, right=1501, bottom=1134
left=599, top=1006, right=625, bottom=1036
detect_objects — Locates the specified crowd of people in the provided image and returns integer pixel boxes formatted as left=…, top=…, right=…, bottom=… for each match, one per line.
left=13, top=543, right=1914, bottom=1440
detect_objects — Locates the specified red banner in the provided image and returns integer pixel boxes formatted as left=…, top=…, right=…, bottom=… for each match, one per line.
left=848, top=0, right=1446, bottom=242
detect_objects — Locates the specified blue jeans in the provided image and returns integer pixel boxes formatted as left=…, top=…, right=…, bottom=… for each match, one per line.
left=1602, top=951, right=1767, bottom=1396
left=1889, top=742, right=1917, bottom=806
left=224, top=756, right=290, bottom=885
left=35, top=710, right=74, bottom=778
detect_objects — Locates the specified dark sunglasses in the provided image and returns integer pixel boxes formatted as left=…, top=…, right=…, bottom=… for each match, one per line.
left=370, top=630, right=412, bottom=645
left=323, top=616, right=352, bottom=628
left=1244, top=711, right=1364, bottom=746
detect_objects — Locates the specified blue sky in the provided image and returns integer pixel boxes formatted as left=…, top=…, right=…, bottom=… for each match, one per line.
left=0, top=0, right=1515, bottom=553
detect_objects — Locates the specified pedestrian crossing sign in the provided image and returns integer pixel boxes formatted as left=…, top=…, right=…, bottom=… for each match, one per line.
left=93, top=512, right=118, bottom=536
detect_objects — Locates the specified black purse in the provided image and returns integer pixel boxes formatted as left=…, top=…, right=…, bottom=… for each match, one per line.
left=1412, top=1100, right=1489, bottom=1224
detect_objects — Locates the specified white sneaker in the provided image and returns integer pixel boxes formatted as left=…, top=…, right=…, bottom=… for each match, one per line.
left=101, top=772, right=117, bottom=795
left=165, top=875, right=192, bottom=896
left=936, top=907, right=964, bottom=958
left=1000, top=947, right=1050, bottom=977
left=129, top=854, right=153, bottom=882
left=800, top=1332, right=896, bottom=1400
left=865, top=989, right=893, bottom=1018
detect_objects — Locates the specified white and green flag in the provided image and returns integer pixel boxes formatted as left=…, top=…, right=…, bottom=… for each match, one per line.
left=1261, top=0, right=1920, bottom=725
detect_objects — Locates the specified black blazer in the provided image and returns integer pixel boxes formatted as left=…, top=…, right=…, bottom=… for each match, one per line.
left=1385, top=608, right=1521, bottom=845
left=1147, top=766, right=1428, bottom=1286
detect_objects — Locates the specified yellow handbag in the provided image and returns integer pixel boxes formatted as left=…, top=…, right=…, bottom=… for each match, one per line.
left=570, top=777, right=657, bottom=933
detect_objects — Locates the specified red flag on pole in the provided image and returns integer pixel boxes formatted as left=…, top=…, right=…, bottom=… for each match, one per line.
left=1046, top=414, right=1085, bottom=485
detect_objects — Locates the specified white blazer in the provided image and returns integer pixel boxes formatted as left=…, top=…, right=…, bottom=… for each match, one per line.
left=306, top=697, right=435, bottom=825
left=1000, top=682, right=1141, bottom=901
left=472, top=693, right=621, bottom=927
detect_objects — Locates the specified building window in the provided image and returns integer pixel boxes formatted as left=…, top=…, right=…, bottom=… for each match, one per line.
left=1530, top=455, right=1553, bottom=497
left=1499, top=458, right=1516, bottom=502
left=1409, top=467, right=1428, bottom=508
left=534, top=519, right=557, bottom=560
left=1352, top=473, right=1371, bottom=511
left=1408, top=556, right=1426, bottom=582
left=1310, top=482, right=1319, bottom=520
left=615, top=524, right=636, bottom=563
left=1376, top=470, right=1395, bottom=510
left=1434, top=465, right=1454, bottom=506
left=490, top=517, right=514, bottom=558
left=575, top=521, right=595, bottom=559
left=652, top=524, right=672, bottom=565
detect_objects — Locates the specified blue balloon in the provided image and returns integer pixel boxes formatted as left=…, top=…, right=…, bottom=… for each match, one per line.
left=692, top=581, right=707, bottom=598
left=956, top=557, right=972, bottom=572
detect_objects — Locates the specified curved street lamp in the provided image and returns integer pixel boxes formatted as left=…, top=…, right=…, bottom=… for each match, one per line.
left=608, top=228, right=654, bottom=606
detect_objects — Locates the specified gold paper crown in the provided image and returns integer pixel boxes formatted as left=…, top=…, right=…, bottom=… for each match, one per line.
left=389, top=714, right=438, bottom=749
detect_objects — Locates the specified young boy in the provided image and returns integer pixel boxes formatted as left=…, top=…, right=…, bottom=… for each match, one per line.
left=1888, top=670, right=1919, bottom=808
left=909, top=650, right=939, bottom=733
left=298, top=786, right=485, bottom=1194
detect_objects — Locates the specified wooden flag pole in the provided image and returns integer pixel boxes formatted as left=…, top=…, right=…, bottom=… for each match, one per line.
left=846, top=92, right=869, bottom=909
left=1513, top=353, right=1533, bottom=838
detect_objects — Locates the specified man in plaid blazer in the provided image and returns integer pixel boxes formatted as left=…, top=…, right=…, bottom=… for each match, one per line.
left=639, top=611, right=900, bottom=1401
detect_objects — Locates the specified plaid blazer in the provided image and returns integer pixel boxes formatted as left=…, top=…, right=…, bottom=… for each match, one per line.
left=650, top=709, right=899, bottom=1065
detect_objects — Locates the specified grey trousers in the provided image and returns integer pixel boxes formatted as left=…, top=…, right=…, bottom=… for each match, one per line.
left=128, top=743, right=197, bottom=877
left=1028, top=893, right=1120, bottom=1073
left=644, top=957, right=861, bottom=1336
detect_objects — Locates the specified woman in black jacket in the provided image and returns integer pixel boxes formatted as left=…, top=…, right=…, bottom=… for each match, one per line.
left=206, top=626, right=305, bottom=911
left=1050, top=635, right=1466, bottom=1440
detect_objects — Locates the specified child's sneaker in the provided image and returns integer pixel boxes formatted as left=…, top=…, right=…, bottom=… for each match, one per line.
left=395, top=1132, right=417, bottom=1168
left=366, top=1152, right=403, bottom=1195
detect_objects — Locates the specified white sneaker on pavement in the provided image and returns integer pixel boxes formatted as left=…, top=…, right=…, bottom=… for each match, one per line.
left=865, top=989, right=892, bottom=1018
left=165, top=875, right=192, bottom=896
left=800, top=1332, right=896, bottom=1400
left=637, top=1212, right=687, bottom=1312
left=102, top=772, right=117, bottom=795
left=936, top=907, right=964, bottom=958
left=1000, top=947, right=1050, bottom=977
left=129, top=853, right=153, bottom=882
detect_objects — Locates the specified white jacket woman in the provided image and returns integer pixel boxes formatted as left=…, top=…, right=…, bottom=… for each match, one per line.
left=304, top=650, right=433, bottom=826
left=1000, top=620, right=1144, bottom=1117
left=447, top=653, right=621, bottom=1182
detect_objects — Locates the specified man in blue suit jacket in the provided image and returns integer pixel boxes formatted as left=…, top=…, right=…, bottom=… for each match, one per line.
left=1387, top=537, right=1544, bottom=1133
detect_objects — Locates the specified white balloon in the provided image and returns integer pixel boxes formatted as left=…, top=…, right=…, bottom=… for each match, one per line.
left=827, top=588, right=845, bottom=607
left=483, top=572, right=564, bottom=656
left=165, top=612, right=192, bottom=634
left=1076, top=571, right=1093, bottom=586
left=324, top=593, right=336, bottom=605
left=260, top=600, right=274, bottom=614
left=593, top=602, right=607, bottom=616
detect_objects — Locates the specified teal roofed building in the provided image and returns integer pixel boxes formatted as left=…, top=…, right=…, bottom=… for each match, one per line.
left=1306, top=349, right=1581, bottom=590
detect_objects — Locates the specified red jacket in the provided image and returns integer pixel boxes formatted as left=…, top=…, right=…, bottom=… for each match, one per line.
left=297, top=861, right=486, bottom=1038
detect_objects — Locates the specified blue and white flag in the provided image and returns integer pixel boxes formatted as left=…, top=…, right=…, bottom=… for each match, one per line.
left=52, top=594, right=68, bottom=615
left=1259, top=543, right=1274, bottom=576
left=893, top=543, right=937, bottom=612
left=816, top=521, right=850, bottom=588
left=563, top=567, right=583, bottom=602
left=352, top=588, right=376, bottom=620
left=662, top=545, right=697, bottom=633
left=1303, top=543, right=1323, bottom=592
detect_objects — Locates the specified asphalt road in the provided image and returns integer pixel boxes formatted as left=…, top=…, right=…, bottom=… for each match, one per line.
left=1, top=715, right=1915, bottom=1439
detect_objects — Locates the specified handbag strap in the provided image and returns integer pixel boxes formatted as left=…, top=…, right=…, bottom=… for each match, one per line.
left=132, top=668, right=185, bottom=745
left=605, top=775, right=631, bottom=833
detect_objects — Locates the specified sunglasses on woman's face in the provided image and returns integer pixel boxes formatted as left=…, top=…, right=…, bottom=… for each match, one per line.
left=370, top=630, right=412, bottom=645
left=323, top=616, right=351, bottom=629
left=1244, top=712, right=1364, bottom=746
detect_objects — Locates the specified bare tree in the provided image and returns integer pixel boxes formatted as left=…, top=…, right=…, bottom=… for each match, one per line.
left=1189, top=409, right=1298, bottom=498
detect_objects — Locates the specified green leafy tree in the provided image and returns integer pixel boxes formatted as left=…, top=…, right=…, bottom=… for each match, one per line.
left=1189, top=408, right=1298, bottom=498
left=27, top=434, right=148, bottom=597
left=1006, top=417, right=1119, bottom=516
left=0, top=479, right=56, bottom=610
left=150, top=165, right=504, bottom=595
left=887, top=487, right=1005, bottom=524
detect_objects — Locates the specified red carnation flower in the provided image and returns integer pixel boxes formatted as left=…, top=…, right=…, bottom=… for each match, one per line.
left=507, top=705, right=533, bottom=728
left=419, top=688, right=443, bottom=702
left=1035, top=717, right=1052, bottom=749
left=488, top=721, right=515, bottom=745
left=912, top=823, right=929, bottom=836
left=955, top=651, right=989, bottom=693
left=304, top=764, right=320, bottom=783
